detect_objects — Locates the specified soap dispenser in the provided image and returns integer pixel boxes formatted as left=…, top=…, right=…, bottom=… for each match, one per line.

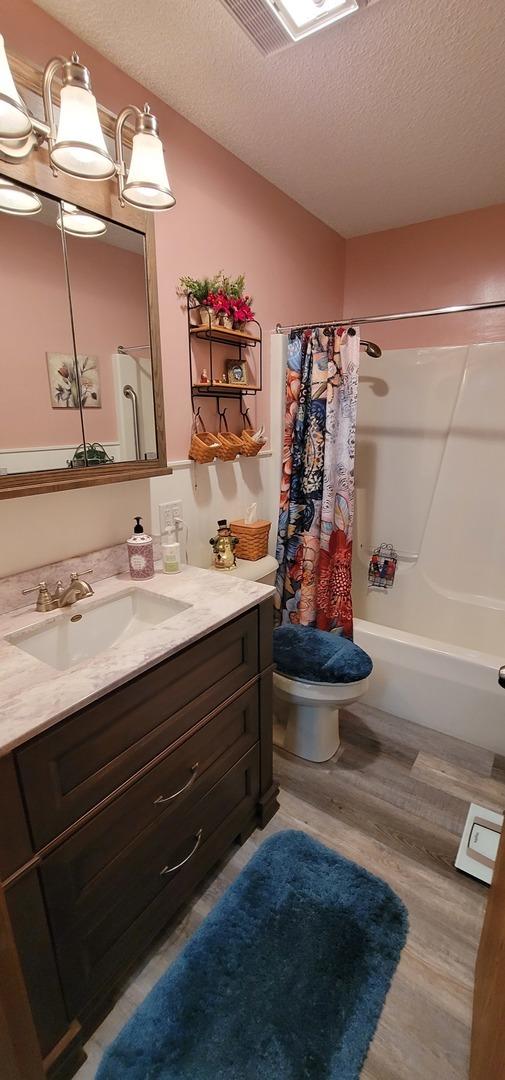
left=127, top=516, right=155, bottom=580
left=161, top=524, right=181, bottom=574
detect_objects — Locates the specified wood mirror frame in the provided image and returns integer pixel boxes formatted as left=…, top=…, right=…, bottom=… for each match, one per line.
left=0, top=49, right=171, bottom=500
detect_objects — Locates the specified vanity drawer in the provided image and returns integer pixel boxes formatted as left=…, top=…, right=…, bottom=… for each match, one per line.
left=41, top=747, right=259, bottom=1014
left=16, top=609, right=259, bottom=848
left=39, top=683, right=259, bottom=910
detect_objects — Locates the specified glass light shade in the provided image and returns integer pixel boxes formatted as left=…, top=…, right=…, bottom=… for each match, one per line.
left=51, top=84, right=115, bottom=179
left=0, top=128, right=38, bottom=163
left=0, top=178, right=41, bottom=215
left=123, top=131, right=175, bottom=210
left=0, top=34, right=32, bottom=140
left=57, top=201, right=106, bottom=237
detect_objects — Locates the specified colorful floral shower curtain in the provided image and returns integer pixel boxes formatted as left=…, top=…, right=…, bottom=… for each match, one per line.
left=274, top=326, right=360, bottom=637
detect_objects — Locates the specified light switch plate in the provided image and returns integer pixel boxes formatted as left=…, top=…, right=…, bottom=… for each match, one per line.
left=455, top=802, right=503, bottom=885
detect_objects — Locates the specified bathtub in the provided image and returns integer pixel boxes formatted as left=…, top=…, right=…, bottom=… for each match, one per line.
left=353, top=618, right=505, bottom=755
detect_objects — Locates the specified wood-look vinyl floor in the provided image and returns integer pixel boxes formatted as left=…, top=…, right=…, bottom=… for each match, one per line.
left=77, top=703, right=502, bottom=1079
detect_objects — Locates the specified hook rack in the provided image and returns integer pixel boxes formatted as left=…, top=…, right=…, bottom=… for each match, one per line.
left=239, top=398, right=252, bottom=428
left=217, top=400, right=229, bottom=429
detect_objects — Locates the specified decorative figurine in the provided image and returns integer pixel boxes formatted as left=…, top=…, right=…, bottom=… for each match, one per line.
left=200, top=368, right=209, bottom=383
left=209, top=519, right=239, bottom=570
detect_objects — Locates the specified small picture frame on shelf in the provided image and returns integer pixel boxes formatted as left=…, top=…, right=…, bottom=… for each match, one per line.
left=226, top=359, right=248, bottom=386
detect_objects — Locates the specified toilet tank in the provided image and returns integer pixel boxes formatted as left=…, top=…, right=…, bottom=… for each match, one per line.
left=229, top=554, right=278, bottom=585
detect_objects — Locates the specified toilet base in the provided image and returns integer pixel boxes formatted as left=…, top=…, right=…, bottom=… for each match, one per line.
left=273, top=670, right=371, bottom=764
left=274, top=698, right=341, bottom=762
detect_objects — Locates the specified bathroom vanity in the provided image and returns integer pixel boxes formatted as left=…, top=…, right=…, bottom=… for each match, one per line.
left=0, top=568, right=278, bottom=1079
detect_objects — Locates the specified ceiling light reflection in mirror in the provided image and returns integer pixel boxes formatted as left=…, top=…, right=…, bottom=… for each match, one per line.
left=57, top=201, right=107, bottom=237
left=0, top=177, right=41, bottom=215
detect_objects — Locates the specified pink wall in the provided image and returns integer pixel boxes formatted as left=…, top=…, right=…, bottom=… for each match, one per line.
left=344, top=204, right=505, bottom=350
left=0, top=0, right=346, bottom=459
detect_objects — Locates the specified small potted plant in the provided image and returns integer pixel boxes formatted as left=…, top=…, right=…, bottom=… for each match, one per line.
left=220, top=275, right=255, bottom=330
left=177, top=274, right=222, bottom=325
left=206, top=290, right=234, bottom=329
left=230, top=295, right=255, bottom=332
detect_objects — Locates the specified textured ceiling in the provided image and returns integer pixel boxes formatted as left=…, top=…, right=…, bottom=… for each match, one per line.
left=33, top=0, right=505, bottom=236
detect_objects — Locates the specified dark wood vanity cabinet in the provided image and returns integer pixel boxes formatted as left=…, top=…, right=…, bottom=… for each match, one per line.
left=0, top=600, right=278, bottom=1080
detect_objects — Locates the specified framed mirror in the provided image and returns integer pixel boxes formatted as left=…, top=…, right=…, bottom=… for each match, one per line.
left=0, top=59, right=169, bottom=500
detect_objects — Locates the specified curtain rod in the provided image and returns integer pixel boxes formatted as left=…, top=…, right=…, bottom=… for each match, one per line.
left=275, top=298, right=505, bottom=334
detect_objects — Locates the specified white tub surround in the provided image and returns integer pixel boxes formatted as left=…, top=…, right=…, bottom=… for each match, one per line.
left=0, top=565, right=274, bottom=753
left=354, top=618, right=505, bottom=755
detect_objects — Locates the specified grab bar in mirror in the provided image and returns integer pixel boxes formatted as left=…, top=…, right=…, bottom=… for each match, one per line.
left=123, top=384, right=141, bottom=461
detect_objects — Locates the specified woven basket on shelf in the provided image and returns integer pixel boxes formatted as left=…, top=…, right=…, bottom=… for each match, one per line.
left=230, top=518, right=271, bottom=561
left=215, top=412, right=243, bottom=461
left=240, top=426, right=266, bottom=457
left=188, top=412, right=220, bottom=463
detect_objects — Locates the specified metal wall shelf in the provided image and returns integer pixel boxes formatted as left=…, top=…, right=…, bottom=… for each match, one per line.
left=187, top=296, right=263, bottom=408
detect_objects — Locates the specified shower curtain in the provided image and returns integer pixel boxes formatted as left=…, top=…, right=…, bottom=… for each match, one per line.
left=274, top=326, right=360, bottom=638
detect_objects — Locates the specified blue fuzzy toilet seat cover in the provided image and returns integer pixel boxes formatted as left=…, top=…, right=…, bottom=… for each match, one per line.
left=273, top=625, right=373, bottom=685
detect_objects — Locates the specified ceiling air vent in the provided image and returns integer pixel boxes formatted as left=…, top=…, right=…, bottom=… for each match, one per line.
left=220, top=0, right=372, bottom=54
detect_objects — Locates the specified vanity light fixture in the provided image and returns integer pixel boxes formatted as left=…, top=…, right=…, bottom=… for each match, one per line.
left=0, top=176, right=41, bottom=215
left=56, top=201, right=107, bottom=237
left=0, top=36, right=176, bottom=211
left=115, top=104, right=175, bottom=211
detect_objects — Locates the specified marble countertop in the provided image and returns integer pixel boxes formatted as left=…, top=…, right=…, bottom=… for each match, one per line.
left=0, top=565, right=275, bottom=755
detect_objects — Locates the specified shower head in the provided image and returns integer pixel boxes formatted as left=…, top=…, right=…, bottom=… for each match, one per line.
left=363, top=339, right=382, bottom=358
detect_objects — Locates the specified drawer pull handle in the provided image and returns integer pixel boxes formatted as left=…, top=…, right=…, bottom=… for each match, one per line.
left=160, top=828, right=203, bottom=876
left=154, top=763, right=199, bottom=805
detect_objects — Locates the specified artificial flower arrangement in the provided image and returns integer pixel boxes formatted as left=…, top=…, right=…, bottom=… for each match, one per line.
left=178, top=271, right=255, bottom=330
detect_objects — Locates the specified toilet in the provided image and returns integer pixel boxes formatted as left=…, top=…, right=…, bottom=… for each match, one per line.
left=231, top=557, right=372, bottom=764
left=272, top=624, right=373, bottom=763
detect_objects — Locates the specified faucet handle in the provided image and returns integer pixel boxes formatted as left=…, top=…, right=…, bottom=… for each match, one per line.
left=22, top=579, right=49, bottom=596
left=22, top=581, right=56, bottom=612
left=70, top=569, right=93, bottom=581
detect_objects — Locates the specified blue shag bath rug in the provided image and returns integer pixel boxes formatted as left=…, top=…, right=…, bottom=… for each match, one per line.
left=97, top=830, right=408, bottom=1080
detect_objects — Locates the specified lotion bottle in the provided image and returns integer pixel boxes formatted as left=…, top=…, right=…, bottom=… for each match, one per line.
left=162, top=525, right=181, bottom=574
left=127, top=516, right=155, bottom=580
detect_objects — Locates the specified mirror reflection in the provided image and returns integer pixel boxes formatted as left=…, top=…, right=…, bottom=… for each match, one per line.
left=0, top=177, right=157, bottom=475
left=0, top=187, right=85, bottom=475
left=64, top=216, right=157, bottom=465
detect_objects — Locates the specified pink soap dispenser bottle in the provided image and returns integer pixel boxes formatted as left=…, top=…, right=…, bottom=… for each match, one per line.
left=127, top=516, right=155, bottom=580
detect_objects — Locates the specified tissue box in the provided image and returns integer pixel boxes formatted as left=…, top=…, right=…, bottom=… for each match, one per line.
left=230, top=519, right=271, bottom=561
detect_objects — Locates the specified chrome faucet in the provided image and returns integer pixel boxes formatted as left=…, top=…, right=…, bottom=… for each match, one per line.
left=22, top=570, right=94, bottom=612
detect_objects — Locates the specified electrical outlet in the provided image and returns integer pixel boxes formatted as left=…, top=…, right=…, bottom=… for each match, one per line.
left=158, top=500, right=183, bottom=535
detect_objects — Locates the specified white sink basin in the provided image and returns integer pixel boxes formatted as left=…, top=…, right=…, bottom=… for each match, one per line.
left=8, top=588, right=191, bottom=671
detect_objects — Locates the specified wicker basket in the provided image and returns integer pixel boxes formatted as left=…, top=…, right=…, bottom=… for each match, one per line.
left=240, top=427, right=266, bottom=457
left=188, top=413, right=220, bottom=463
left=230, top=518, right=271, bottom=561
left=215, top=412, right=243, bottom=461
